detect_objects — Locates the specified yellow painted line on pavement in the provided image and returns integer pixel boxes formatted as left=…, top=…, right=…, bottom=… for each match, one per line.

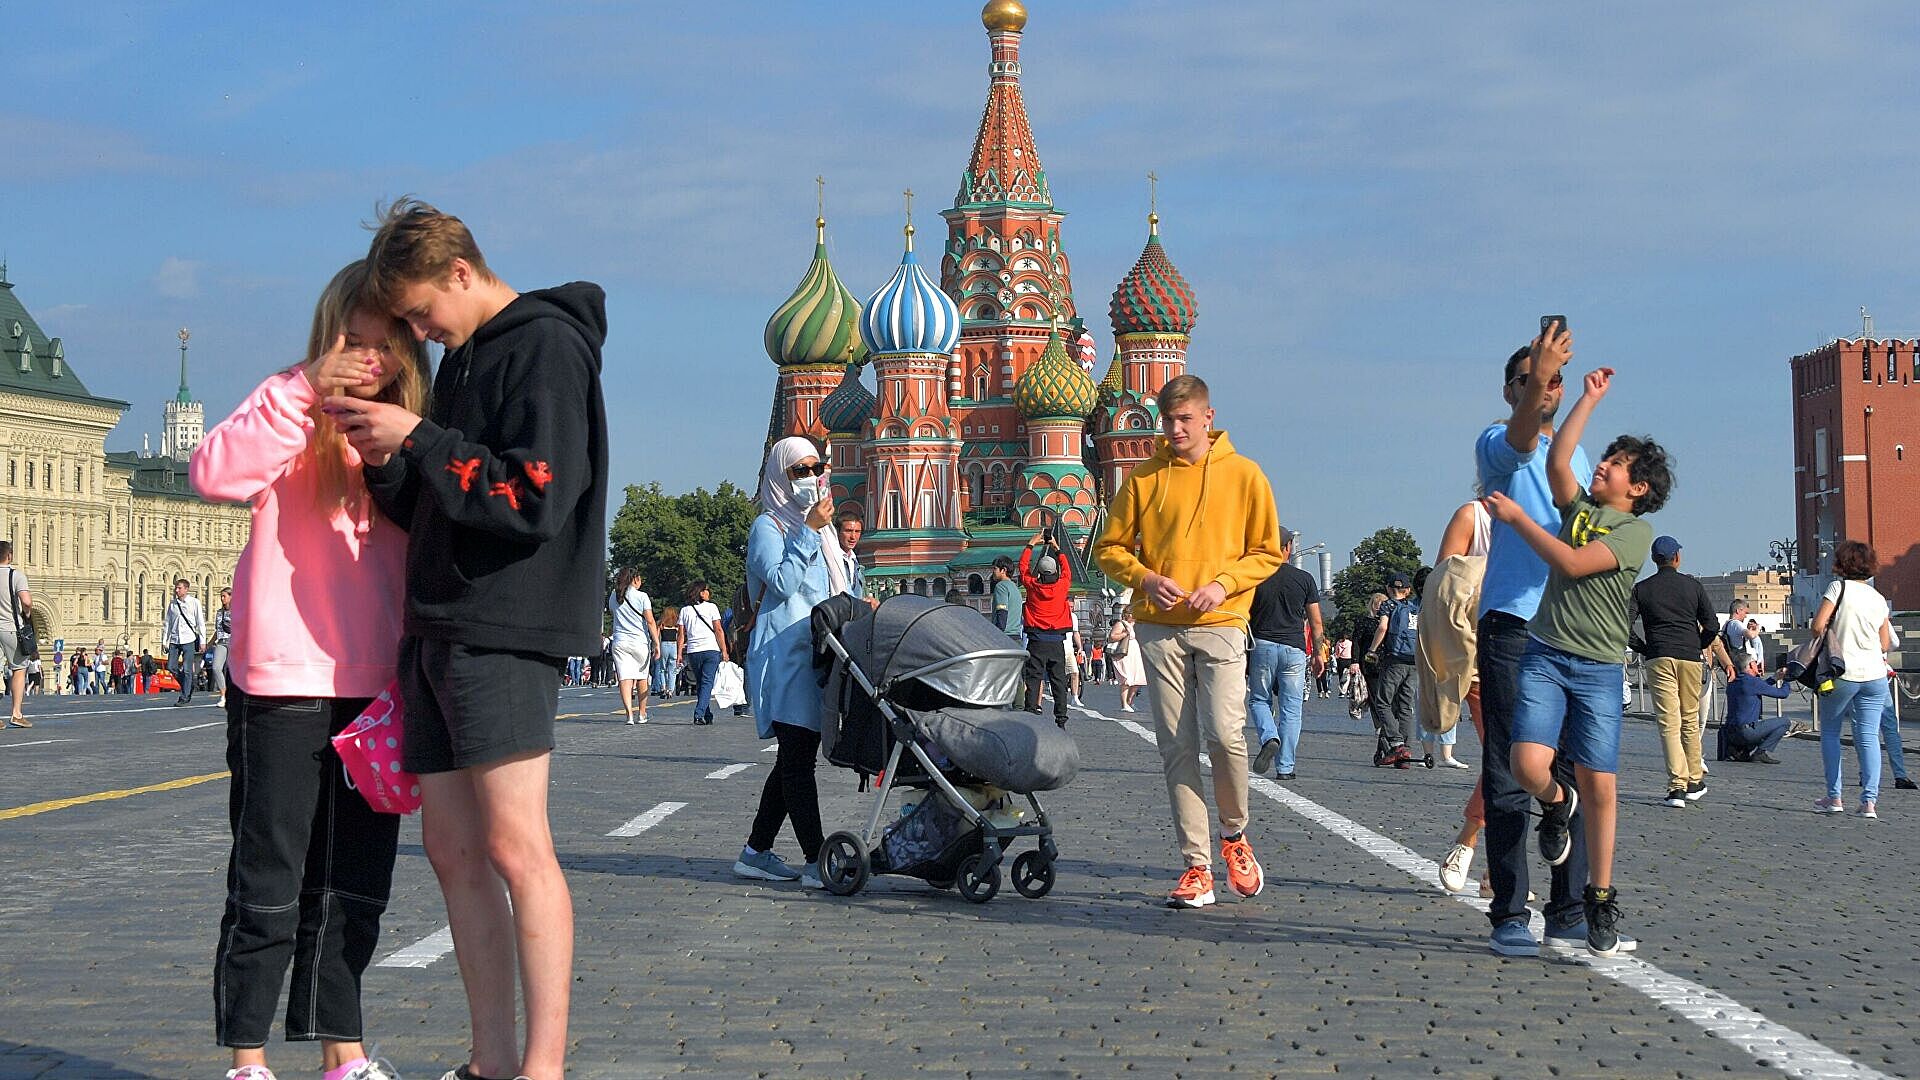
left=0, top=770, right=230, bottom=822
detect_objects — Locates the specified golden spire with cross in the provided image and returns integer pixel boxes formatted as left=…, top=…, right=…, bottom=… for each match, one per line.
left=1147, top=171, right=1160, bottom=234
left=815, top=175, right=826, bottom=241
left=903, top=188, right=916, bottom=250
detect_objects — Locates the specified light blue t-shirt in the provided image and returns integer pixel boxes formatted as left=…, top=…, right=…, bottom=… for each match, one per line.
left=1475, top=422, right=1593, bottom=621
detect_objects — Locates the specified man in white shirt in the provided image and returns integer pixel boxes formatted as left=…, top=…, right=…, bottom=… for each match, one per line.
left=163, top=577, right=206, bottom=706
left=834, top=509, right=868, bottom=600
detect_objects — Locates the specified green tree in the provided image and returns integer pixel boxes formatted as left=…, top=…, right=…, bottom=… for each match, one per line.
left=1328, top=526, right=1425, bottom=643
left=607, top=481, right=756, bottom=612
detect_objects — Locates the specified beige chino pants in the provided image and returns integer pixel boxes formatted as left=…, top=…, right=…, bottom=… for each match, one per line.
left=1649, top=656, right=1705, bottom=791
left=1137, top=621, right=1251, bottom=867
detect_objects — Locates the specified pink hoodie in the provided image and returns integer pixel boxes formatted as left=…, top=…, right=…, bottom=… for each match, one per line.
left=189, top=370, right=407, bottom=698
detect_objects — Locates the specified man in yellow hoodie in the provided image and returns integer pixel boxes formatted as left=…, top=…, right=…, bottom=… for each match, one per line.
left=1095, top=375, right=1286, bottom=908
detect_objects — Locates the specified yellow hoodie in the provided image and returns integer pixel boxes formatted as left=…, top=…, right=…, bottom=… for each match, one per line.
left=1094, top=429, right=1285, bottom=629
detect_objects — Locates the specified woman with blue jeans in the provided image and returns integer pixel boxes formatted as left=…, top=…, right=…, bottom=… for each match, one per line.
left=678, top=583, right=727, bottom=725
left=1810, top=540, right=1896, bottom=818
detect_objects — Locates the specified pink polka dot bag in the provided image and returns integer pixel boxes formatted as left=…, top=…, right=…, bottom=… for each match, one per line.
left=330, top=681, right=421, bottom=815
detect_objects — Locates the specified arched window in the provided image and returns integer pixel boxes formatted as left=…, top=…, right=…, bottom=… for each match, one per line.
left=932, top=577, right=948, bottom=597
left=968, top=574, right=985, bottom=595
left=913, top=577, right=929, bottom=596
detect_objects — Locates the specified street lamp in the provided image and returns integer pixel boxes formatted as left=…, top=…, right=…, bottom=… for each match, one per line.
left=1768, top=538, right=1799, bottom=572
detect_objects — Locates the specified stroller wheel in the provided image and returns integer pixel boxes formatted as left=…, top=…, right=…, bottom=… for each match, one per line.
left=1011, top=850, right=1055, bottom=899
left=957, top=854, right=1000, bottom=903
left=820, top=832, right=870, bottom=897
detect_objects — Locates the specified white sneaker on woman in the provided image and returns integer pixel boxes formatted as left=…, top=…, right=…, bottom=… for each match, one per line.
left=1438, top=844, right=1474, bottom=893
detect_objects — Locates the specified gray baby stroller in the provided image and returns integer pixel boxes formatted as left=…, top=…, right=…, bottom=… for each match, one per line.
left=811, top=593, right=1079, bottom=903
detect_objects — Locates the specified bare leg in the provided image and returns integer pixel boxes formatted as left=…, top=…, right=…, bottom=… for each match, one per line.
left=420, top=771, right=520, bottom=1079
left=1576, top=764, right=1616, bottom=889
left=7, top=668, right=24, bottom=720
left=1510, top=742, right=1559, bottom=803
left=618, top=678, right=636, bottom=719
left=1452, top=818, right=1482, bottom=848
left=633, top=677, right=649, bottom=719
left=471, top=751, right=573, bottom=1080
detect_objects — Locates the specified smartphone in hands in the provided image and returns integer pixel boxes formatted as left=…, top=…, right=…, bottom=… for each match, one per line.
left=1540, top=314, right=1569, bottom=337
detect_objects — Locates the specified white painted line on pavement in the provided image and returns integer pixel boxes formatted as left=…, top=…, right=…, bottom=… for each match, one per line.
left=17, top=703, right=214, bottom=719
left=1080, top=703, right=1894, bottom=1080
left=608, top=800, right=688, bottom=838
left=157, top=721, right=223, bottom=734
left=376, top=926, right=454, bottom=969
left=761, top=744, right=779, bottom=753
left=0, top=739, right=77, bottom=749
left=705, top=763, right=756, bottom=780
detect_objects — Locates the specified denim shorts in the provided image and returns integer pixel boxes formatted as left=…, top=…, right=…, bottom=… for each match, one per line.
left=1509, top=637, right=1624, bottom=774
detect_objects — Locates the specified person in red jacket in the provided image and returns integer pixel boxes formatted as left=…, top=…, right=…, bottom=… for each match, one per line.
left=1019, top=528, right=1074, bottom=728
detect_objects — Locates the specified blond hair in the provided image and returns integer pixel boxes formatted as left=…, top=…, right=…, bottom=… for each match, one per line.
left=1156, top=373, right=1210, bottom=414
left=296, top=261, right=432, bottom=508
left=364, top=196, right=494, bottom=307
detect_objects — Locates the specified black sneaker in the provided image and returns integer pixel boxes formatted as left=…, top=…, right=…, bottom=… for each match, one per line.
left=1252, top=738, right=1282, bottom=775
left=1896, top=777, right=1918, bottom=790
left=1275, top=771, right=1296, bottom=781
left=1751, top=751, right=1782, bottom=765
left=1684, top=780, right=1706, bottom=802
left=1584, top=884, right=1623, bottom=957
left=1536, top=783, right=1578, bottom=866
left=1662, top=789, right=1687, bottom=808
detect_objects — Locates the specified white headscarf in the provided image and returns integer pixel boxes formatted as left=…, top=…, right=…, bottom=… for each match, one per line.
left=757, top=435, right=848, bottom=596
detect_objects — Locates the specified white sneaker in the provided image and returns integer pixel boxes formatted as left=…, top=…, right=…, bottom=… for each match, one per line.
left=342, top=1057, right=403, bottom=1080
left=1120, top=703, right=1136, bottom=713
left=1441, top=757, right=1472, bottom=770
left=1438, top=843, right=1474, bottom=893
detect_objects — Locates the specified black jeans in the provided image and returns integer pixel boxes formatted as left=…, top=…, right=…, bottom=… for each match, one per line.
left=748, top=722, right=824, bottom=863
left=1022, top=633, right=1072, bottom=720
left=169, top=640, right=199, bottom=702
left=1370, top=657, right=1418, bottom=747
left=213, top=687, right=399, bottom=1047
left=1477, top=612, right=1588, bottom=930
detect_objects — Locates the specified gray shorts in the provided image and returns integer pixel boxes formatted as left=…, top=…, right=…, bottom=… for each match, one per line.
left=0, top=630, right=23, bottom=676
left=397, top=636, right=564, bottom=774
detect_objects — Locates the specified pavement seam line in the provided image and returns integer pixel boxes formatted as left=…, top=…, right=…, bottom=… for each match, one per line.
left=1078, top=704, right=1895, bottom=1080
left=0, top=770, right=230, bottom=821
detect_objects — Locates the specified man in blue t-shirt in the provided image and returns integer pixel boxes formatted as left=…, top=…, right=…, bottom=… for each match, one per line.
left=1475, top=325, right=1606, bottom=959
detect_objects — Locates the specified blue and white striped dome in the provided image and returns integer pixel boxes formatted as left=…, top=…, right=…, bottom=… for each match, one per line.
left=859, top=232, right=960, bottom=356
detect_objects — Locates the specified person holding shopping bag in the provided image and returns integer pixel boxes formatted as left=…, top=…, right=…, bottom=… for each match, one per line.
left=189, top=260, right=429, bottom=1080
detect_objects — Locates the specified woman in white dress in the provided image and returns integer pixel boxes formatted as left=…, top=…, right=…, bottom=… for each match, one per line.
left=1107, top=611, right=1147, bottom=712
left=609, top=568, right=660, bottom=725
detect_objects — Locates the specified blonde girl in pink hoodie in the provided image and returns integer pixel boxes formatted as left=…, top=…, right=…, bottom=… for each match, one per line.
left=190, top=260, right=430, bottom=1080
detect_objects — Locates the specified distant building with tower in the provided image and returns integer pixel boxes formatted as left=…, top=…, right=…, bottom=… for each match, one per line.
left=759, top=0, right=1201, bottom=604
left=0, top=263, right=247, bottom=657
left=1787, top=310, right=1920, bottom=614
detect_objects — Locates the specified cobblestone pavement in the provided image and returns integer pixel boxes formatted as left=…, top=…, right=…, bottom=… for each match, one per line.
left=2, top=681, right=1916, bottom=1079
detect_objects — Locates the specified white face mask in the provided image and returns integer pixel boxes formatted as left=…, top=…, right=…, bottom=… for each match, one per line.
left=789, top=474, right=822, bottom=509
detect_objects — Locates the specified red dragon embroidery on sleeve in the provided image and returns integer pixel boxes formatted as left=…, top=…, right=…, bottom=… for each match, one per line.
left=522, top=461, right=553, bottom=492
left=445, top=457, right=483, bottom=492
left=488, top=478, right=525, bottom=510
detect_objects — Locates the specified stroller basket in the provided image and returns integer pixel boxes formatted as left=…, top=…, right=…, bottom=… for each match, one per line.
left=873, top=795, right=980, bottom=881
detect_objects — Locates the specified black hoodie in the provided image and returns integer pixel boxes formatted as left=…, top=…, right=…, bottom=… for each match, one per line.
left=366, top=282, right=609, bottom=658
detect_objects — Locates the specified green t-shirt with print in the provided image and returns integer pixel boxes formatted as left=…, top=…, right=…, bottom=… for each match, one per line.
left=1529, top=490, right=1653, bottom=664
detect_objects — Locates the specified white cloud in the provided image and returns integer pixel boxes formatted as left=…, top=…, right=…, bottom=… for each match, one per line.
left=152, top=257, right=202, bottom=300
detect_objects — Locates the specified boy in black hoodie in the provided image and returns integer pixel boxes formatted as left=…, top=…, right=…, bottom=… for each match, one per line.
left=329, top=198, right=606, bottom=1080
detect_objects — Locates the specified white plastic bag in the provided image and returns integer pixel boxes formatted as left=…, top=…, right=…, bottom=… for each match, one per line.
left=711, top=661, right=747, bottom=709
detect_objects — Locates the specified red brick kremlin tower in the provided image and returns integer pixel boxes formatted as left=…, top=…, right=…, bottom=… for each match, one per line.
left=761, top=1, right=1198, bottom=600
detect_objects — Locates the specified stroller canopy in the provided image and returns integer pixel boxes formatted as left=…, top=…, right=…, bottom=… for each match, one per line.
left=840, top=594, right=1027, bottom=707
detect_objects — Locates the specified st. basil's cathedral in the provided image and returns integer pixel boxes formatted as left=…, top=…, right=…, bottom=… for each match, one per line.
left=760, top=0, right=1198, bottom=601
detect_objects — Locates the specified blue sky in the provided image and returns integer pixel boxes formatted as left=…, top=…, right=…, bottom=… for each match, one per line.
left=5, top=2, right=1917, bottom=577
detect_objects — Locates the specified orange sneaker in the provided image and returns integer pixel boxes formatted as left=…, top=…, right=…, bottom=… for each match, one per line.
left=1221, top=833, right=1263, bottom=897
left=1166, top=865, right=1216, bottom=908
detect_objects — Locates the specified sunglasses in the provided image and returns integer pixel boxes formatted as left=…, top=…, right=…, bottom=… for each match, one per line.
left=787, top=461, right=828, bottom=478
left=1508, top=371, right=1564, bottom=389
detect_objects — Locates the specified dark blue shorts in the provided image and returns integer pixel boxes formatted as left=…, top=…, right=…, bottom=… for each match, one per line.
left=398, top=636, right=563, bottom=774
left=1509, top=637, right=1624, bottom=774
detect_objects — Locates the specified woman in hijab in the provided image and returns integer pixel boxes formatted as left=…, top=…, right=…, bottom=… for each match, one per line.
left=731, top=436, right=849, bottom=887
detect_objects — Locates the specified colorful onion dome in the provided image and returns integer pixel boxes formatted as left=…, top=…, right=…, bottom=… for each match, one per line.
left=764, top=218, right=867, bottom=367
left=1014, top=325, right=1098, bottom=420
left=1098, top=347, right=1124, bottom=397
left=860, top=225, right=961, bottom=356
left=819, top=362, right=875, bottom=434
left=981, top=0, right=1028, bottom=32
left=1108, top=213, right=1197, bottom=337
left=1071, top=328, right=1098, bottom=373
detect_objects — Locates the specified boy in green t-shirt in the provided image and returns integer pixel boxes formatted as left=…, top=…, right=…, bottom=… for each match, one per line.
left=1484, top=359, right=1671, bottom=958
